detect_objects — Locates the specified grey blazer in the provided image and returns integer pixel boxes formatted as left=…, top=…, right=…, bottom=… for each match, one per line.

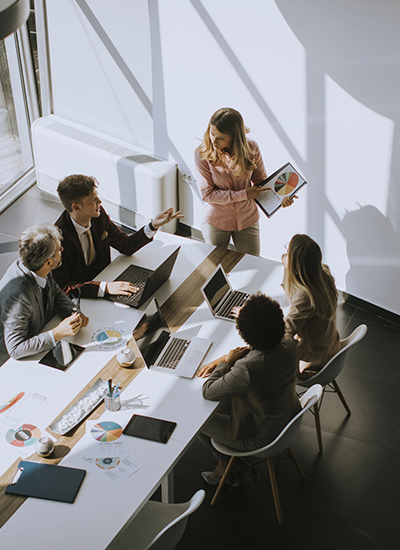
left=0, top=260, right=74, bottom=360
left=202, top=334, right=301, bottom=442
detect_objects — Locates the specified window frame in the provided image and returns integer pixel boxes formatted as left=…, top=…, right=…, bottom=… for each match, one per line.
left=0, top=20, right=40, bottom=212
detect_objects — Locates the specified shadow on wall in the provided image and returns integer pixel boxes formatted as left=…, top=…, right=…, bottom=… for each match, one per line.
left=276, top=0, right=400, bottom=313
left=342, top=205, right=400, bottom=309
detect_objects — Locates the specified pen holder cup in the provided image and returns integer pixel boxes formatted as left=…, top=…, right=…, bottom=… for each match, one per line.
left=103, top=388, right=121, bottom=411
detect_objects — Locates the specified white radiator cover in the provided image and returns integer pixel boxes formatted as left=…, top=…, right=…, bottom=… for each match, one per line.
left=31, top=115, right=178, bottom=232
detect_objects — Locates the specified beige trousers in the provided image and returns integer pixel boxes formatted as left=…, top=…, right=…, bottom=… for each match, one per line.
left=201, top=221, right=260, bottom=256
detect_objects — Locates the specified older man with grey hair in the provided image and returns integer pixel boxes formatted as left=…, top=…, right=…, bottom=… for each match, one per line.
left=0, top=223, right=89, bottom=363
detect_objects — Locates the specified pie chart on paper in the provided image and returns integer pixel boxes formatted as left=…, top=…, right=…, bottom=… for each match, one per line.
left=91, top=327, right=126, bottom=350
left=95, top=457, right=120, bottom=469
left=90, top=421, right=123, bottom=442
left=6, top=423, right=41, bottom=447
left=274, top=171, right=299, bottom=196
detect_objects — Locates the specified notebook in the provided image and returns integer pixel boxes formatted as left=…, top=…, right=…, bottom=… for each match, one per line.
left=6, top=460, right=86, bottom=503
left=106, top=247, right=180, bottom=308
left=132, top=298, right=212, bottom=378
left=201, top=265, right=250, bottom=321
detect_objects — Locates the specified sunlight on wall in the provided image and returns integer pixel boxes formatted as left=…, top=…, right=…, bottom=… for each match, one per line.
left=156, top=0, right=307, bottom=169
left=325, top=212, right=349, bottom=290
left=325, top=74, right=394, bottom=218
left=47, top=0, right=154, bottom=150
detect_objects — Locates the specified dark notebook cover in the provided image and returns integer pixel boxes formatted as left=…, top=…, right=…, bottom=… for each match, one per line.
left=5, top=460, right=86, bottom=503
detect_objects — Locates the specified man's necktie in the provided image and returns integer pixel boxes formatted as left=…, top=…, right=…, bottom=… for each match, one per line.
left=43, top=278, right=50, bottom=311
left=84, top=228, right=96, bottom=265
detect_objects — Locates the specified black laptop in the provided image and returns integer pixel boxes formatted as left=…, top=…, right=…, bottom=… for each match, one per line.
left=106, top=247, right=180, bottom=308
left=132, top=298, right=212, bottom=378
left=201, top=265, right=250, bottom=321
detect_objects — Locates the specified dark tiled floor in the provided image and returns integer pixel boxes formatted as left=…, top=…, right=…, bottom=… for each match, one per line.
left=1, top=186, right=400, bottom=549
left=0, top=185, right=63, bottom=277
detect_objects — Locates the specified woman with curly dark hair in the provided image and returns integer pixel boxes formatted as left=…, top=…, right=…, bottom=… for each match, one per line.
left=197, top=293, right=301, bottom=485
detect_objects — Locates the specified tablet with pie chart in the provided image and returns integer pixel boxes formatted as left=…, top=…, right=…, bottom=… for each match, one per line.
left=255, top=162, right=307, bottom=218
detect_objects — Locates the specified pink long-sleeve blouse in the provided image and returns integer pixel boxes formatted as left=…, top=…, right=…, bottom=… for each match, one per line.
left=194, top=139, right=267, bottom=231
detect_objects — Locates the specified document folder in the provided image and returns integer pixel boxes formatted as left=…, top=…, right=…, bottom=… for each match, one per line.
left=5, top=460, right=86, bottom=503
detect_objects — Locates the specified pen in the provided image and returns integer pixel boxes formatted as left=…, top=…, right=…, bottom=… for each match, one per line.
left=11, top=466, right=23, bottom=485
left=108, top=378, right=113, bottom=397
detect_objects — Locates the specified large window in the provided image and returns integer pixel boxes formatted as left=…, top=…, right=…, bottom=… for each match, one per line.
left=0, top=8, right=39, bottom=203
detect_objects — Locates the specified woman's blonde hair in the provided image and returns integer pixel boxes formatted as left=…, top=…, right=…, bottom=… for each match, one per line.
left=197, top=108, right=257, bottom=176
left=283, top=234, right=338, bottom=319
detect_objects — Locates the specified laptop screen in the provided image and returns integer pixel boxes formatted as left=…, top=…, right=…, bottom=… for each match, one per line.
left=202, top=267, right=230, bottom=312
left=132, top=299, right=170, bottom=367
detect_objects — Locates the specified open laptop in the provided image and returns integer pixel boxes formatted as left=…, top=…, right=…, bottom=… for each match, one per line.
left=106, top=247, right=180, bottom=308
left=132, top=298, right=212, bottom=378
left=201, top=265, right=250, bottom=321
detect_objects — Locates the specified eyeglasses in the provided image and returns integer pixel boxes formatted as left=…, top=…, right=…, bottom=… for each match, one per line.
left=284, top=242, right=289, bottom=251
left=70, top=285, right=81, bottom=313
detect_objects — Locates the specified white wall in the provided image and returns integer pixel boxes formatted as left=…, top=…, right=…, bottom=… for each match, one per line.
left=43, top=0, right=400, bottom=315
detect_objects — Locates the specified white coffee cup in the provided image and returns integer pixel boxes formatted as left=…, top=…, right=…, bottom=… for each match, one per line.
left=116, top=348, right=135, bottom=367
left=35, top=437, right=55, bottom=457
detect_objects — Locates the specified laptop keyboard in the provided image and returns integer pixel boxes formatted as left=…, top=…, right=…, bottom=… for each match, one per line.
left=116, top=272, right=151, bottom=304
left=217, top=291, right=249, bottom=318
left=157, top=338, right=191, bottom=369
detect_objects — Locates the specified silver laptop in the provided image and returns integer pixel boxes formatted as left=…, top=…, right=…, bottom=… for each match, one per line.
left=132, top=298, right=212, bottom=378
left=201, top=265, right=250, bottom=321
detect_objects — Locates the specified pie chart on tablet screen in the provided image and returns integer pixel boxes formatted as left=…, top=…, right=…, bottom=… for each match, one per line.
left=274, top=172, right=299, bottom=196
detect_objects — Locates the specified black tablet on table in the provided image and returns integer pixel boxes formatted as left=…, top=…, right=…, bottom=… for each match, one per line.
left=123, top=414, right=177, bottom=444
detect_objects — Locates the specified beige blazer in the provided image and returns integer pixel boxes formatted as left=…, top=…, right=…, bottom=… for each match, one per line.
left=202, top=334, right=301, bottom=442
left=285, top=289, right=340, bottom=370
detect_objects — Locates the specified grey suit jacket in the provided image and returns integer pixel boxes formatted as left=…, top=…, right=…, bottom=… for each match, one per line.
left=0, top=260, right=74, bottom=360
left=202, top=334, right=301, bottom=442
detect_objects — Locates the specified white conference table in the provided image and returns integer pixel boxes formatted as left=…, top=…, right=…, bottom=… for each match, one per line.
left=0, top=231, right=214, bottom=477
left=0, top=231, right=286, bottom=550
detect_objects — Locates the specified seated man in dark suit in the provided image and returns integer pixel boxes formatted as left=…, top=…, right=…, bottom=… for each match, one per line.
left=0, top=224, right=89, bottom=363
left=53, top=174, right=183, bottom=299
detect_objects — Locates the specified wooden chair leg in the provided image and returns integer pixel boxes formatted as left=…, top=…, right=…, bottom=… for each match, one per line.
left=332, top=379, right=351, bottom=415
left=267, top=457, right=283, bottom=524
left=313, top=402, right=323, bottom=454
left=287, top=447, right=305, bottom=479
left=211, top=456, right=236, bottom=506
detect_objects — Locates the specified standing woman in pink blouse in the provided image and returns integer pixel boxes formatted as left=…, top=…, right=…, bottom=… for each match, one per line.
left=195, top=107, right=294, bottom=256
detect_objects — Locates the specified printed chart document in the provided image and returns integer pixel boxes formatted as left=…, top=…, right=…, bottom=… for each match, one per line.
left=0, top=391, right=46, bottom=429
left=255, top=162, right=307, bottom=218
left=73, top=420, right=144, bottom=485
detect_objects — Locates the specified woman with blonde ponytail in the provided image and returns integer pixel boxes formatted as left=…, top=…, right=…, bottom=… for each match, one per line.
left=282, top=234, right=340, bottom=378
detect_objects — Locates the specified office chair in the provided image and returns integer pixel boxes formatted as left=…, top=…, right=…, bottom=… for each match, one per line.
left=110, top=489, right=205, bottom=550
left=210, top=384, right=323, bottom=524
left=296, top=324, right=368, bottom=453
